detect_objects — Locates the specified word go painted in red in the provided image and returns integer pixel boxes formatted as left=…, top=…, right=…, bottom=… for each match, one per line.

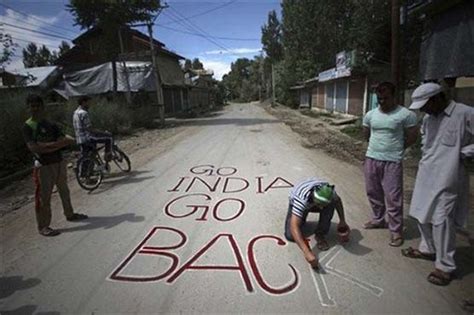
left=164, top=193, right=245, bottom=222
left=109, top=226, right=299, bottom=295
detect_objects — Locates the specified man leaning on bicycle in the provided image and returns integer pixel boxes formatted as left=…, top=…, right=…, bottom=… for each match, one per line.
left=73, top=96, right=114, bottom=161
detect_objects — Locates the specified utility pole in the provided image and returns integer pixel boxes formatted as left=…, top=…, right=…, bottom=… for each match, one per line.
left=391, top=0, right=401, bottom=101
left=146, top=21, right=165, bottom=126
left=118, top=27, right=132, bottom=104
left=271, top=63, right=276, bottom=106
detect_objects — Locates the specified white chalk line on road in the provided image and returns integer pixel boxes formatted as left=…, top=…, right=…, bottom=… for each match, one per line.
left=309, top=245, right=384, bottom=307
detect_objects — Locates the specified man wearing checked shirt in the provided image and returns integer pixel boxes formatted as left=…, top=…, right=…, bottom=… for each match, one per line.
left=284, top=178, right=348, bottom=269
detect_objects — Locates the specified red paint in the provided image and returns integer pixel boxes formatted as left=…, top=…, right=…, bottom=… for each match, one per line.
left=216, top=167, right=237, bottom=176
left=213, top=198, right=245, bottom=222
left=164, top=193, right=211, bottom=219
left=264, top=177, right=294, bottom=193
left=222, top=177, right=250, bottom=193
left=185, top=177, right=222, bottom=193
left=168, top=177, right=189, bottom=192
left=256, top=176, right=263, bottom=194
left=190, top=165, right=238, bottom=176
left=190, top=164, right=215, bottom=176
left=248, top=235, right=299, bottom=295
left=166, top=233, right=254, bottom=292
left=110, top=226, right=186, bottom=282
left=165, top=194, right=245, bottom=222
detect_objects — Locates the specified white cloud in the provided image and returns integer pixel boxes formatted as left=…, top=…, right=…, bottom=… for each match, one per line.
left=204, top=48, right=262, bottom=56
left=1, top=9, right=72, bottom=71
left=199, top=59, right=231, bottom=80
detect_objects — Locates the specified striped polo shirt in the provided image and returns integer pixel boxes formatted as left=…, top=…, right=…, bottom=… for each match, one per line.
left=289, top=178, right=336, bottom=220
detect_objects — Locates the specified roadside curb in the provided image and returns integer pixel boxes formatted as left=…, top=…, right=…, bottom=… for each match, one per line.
left=0, top=168, right=32, bottom=189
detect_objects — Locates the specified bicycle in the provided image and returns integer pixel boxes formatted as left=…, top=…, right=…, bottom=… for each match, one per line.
left=75, top=140, right=131, bottom=191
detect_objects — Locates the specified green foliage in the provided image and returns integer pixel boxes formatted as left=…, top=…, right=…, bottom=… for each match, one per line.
left=0, top=32, right=18, bottom=67
left=22, top=43, right=57, bottom=68
left=192, top=58, right=204, bottom=70
left=221, top=57, right=262, bottom=102
left=261, top=10, right=282, bottom=62
left=67, top=0, right=162, bottom=30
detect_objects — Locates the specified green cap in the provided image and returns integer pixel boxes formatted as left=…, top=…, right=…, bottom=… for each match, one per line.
left=313, top=184, right=334, bottom=204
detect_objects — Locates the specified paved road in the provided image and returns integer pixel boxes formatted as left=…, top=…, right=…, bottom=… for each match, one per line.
left=1, top=103, right=471, bottom=314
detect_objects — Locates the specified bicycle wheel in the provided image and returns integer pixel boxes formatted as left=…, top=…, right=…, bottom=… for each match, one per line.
left=75, top=156, right=104, bottom=191
left=112, top=146, right=131, bottom=172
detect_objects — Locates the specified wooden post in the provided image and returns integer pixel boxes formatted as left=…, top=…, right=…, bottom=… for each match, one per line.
left=147, top=22, right=165, bottom=126
left=118, top=28, right=132, bottom=104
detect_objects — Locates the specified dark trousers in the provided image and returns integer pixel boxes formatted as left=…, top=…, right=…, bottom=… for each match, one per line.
left=284, top=200, right=335, bottom=242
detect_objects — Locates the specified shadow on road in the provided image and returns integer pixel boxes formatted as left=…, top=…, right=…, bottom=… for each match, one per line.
left=454, top=246, right=474, bottom=280
left=301, top=222, right=372, bottom=256
left=88, top=170, right=155, bottom=195
left=0, top=305, right=59, bottom=315
left=0, top=276, right=41, bottom=300
left=57, top=213, right=145, bottom=233
left=174, top=117, right=280, bottom=127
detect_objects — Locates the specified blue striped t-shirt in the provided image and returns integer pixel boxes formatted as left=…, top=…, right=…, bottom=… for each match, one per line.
left=289, top=178, right=336, bottom=220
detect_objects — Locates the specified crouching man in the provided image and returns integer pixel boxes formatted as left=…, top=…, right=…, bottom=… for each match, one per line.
left=284, top=178, right=349, bottom=269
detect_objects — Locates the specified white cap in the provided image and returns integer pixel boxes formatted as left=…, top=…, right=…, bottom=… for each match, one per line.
left=409, top=82, right=443, bottom=110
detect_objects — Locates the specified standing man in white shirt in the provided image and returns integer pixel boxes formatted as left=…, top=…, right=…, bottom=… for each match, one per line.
left=402, top=82, right=473, bottom=286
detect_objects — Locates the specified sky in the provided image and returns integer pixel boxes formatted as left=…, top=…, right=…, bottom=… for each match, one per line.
left=0, top=0, right=282, bottom=80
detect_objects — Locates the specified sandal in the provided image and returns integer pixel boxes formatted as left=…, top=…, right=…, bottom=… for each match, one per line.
left=389, top=236, right=404, bottom=247
left=427, top=269, right=451, bottom=286
left=66, top=213, right=89, bottom=221
left=363, top=221, right=387, bottom=229
left=401, top=247, right=435, bottom=261
left=39, top=227, right=60, bottom=237
left=315, top=235, right=330, bottom=251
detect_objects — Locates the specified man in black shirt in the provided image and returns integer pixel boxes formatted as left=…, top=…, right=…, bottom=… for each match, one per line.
left=23, top=94, right=88, bottom=237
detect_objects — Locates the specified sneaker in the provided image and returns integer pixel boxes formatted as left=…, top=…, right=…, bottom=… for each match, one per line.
left=39, top=227, right=60, bottom=237
left=66, top=213, right=89, bottom=221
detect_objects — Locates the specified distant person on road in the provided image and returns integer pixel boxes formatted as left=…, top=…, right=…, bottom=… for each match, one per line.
left=362, top=82, right=418, bottom=247
left=284, top=178, right=349, bottom=269
left=73, top=96, right=113, bottom=161
left=402, top=82, right=473, bottom=286
left=23, top=94, right=88, bottom=237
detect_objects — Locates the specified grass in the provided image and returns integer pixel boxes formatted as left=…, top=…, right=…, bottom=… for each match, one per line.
left=340, top=124, right=366, bottom=142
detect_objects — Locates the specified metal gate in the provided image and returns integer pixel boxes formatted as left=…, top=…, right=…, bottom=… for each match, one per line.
left=335, top=81, right=348, bottom=113
left=325, top=83, right=335, bottom=111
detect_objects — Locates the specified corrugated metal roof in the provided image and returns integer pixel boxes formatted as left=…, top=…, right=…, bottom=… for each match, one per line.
left=9, top=66, right=58, bottom=87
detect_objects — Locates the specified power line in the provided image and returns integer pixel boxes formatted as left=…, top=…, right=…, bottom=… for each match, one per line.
left=164, top=8, right=241, bottom=58
left=156, top=23, right=259, bottom=41
left=10, top=36, right=60, bottom=50
left=1, top=22, right=73, bottom=41
left=1, top=15, right=74, bottom=40
left=0, top=2, right=78, bottom=36
left=162, top=0, right=237, bottom=26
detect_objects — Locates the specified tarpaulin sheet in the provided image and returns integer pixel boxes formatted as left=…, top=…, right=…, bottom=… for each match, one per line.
left=54, top=61, right=157, bottom=98
left=419, top=1, right=474, bottom=81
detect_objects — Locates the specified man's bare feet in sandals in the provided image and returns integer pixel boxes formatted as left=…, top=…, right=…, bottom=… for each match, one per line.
left=427, top=269, right=451, bottom=286
left=363, top=221, right=388, bottom=229
left=315, top=234, right=330, bottom=251
left=401, top=247, right=436, bottom=261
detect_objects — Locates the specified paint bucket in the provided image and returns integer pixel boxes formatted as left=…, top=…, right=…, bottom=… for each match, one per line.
left=337, top=225, right=350, bottom=243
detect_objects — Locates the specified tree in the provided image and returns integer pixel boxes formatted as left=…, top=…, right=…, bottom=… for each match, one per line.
left=22, top=43, right=56, bottom=67
left=23, top=42, right=39, bottom=68
left=183, top=59, right=192, bottom=71
left=58, top=41, right=71, bottom=59
left=261, top=10, right=282, bottom=63
left=192, top=58, right=204, bottom=70
left=0, top=31, right=17, bottom=67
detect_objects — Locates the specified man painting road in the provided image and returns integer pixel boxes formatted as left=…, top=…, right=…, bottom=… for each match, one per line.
left=402, top=82, right=474, bottom=286
left=284, top=178, right=349, bottom=269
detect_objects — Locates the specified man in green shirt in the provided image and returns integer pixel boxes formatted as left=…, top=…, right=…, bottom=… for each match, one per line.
left=23, top=94, right=88, bottom=237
